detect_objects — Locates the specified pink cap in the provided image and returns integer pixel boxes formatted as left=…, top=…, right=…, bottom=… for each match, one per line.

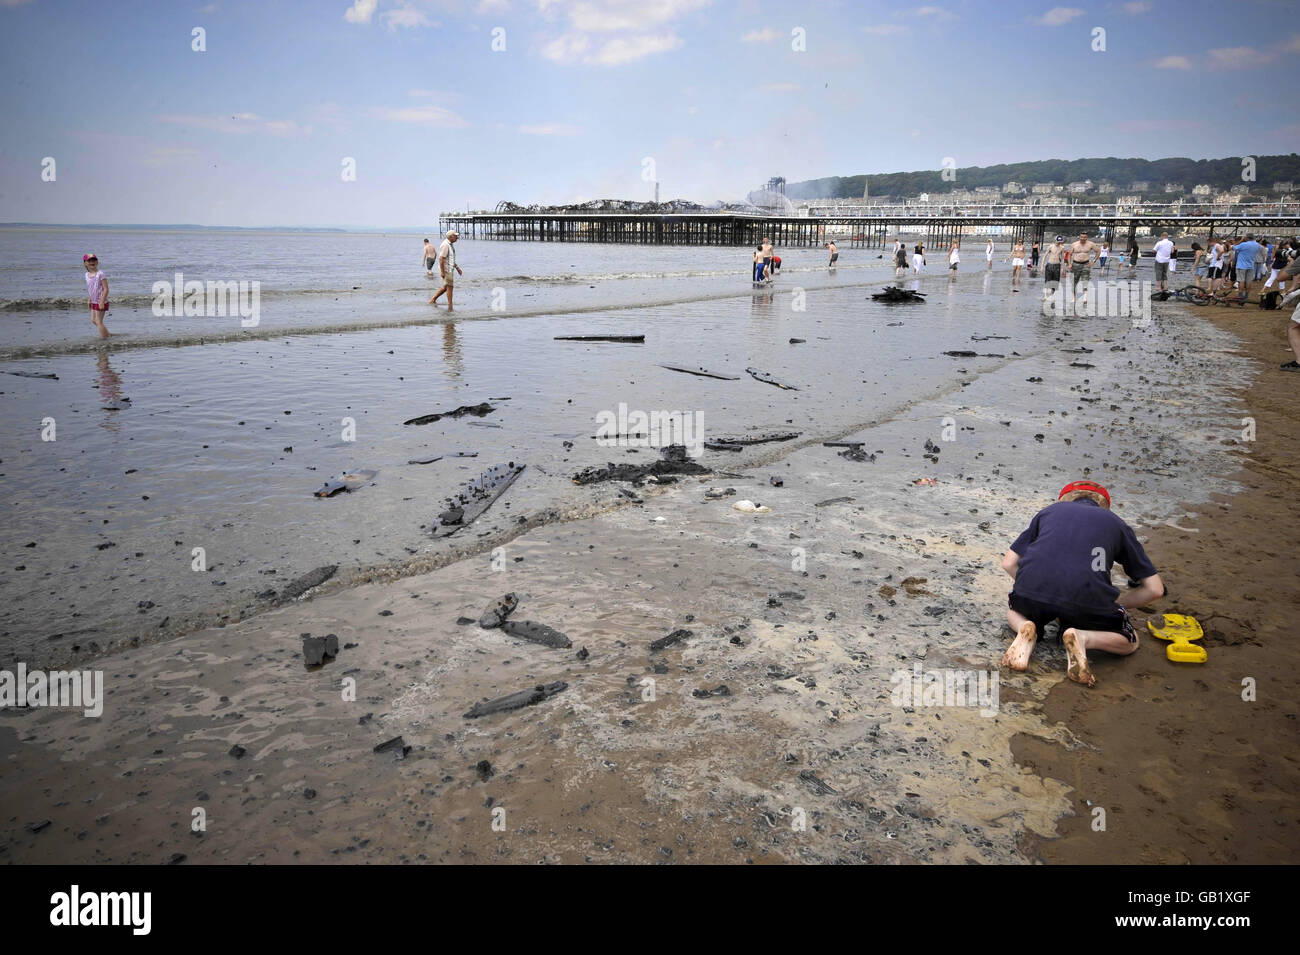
left=83, top=253, right=98, bottom=262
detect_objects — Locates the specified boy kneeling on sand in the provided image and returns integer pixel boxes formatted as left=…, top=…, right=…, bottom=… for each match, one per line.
left=999, top=481, right=1164, bottom=687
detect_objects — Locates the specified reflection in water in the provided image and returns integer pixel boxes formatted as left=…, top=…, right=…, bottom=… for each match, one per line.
left=95, top=348, right=124, bottom=434
left=441, top=321, right=463, bottom=380
left=982, top=271, right=992, bottom=294
left=750, top=289, right=775, bottom=310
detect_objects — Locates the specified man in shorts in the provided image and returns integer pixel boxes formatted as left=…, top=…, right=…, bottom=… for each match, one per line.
left=1042, top=235, right=1065, bottom=290
left=825, top=241, right=838, bottom=268
left=422, top=238, right=435, bottom=276
left=429, top=229, right=462, bottom=311
left=1152, top=232, right=1174, bottom=292
left=1069, top=231, right=1100, bottom=304
left=999, top=480, right=1164, bottom=687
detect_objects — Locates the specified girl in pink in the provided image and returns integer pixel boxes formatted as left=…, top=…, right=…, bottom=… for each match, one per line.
left=83, top=252, right=110, bottom=339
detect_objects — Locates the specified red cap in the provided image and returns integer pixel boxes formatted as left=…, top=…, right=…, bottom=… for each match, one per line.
left=1059, top=480, right=1110, bottom=506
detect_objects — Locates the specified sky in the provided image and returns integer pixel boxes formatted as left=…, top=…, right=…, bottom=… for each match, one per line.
left=1, top=0, right=1297, bottom=228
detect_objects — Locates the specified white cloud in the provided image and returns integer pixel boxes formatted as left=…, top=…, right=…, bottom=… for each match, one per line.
left=141, top=146, right=201, bottom=167
left=541, top=33, right=591, bottom=61
left=569, top=0, right=710, bottom=33
left=1035, top=7, right=1083, bottom=26
left=518, top=123, right=583, bottom=135
left=200, top=3, right=220, bottom=13
left=1208, top=46, right=1272, bottom=68
left=382, top=3, right=433, bottom=29
left=914, top=6, right=943, bottom=15
left=538, top=0, right=706, bottom=66
left=371, top=104, right=469, bottom=126
left=476, top=0, right=511, bottom=11
left=741, top=27, right=778, bottom=44
left=1154, top=55, right=1190, bottom=69
left=1122, top=1, right=1151, bottom=13
left=156, top=113, right=311, bottom=136
left=344, top=0, right=378, bottom=24
left=589, top=32, right=681, bottom=64
left=1286, top=34, right=1300, bottom=53
left=543, top=31, right=681, bottom=64
left=760, top=82, right=800, bottom=92
left=862, top=24, right=907, bottom=35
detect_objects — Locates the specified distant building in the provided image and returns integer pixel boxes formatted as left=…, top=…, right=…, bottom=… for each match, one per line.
left=1163, top=182, right=1183, bottom=194
left=1273, top=181, right=1295, bottom=193
left=1192, top=184, right=1212, bottom=196
left=1031, top=182, right=1055, bottom=195
left=1129, top=180, right=1151, bottom=192
left=1116, top=195, right=1142, bottom=207
left=1002, top=181, right=1026, bottom=195
left=1095, top=180, right=1117, bottom=193
left=1067, top=180, right=1092, bottom=194
left=1230, top=184, right=1250, bottom=195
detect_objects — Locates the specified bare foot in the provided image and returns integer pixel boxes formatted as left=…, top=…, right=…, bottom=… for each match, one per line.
left=1001, top=621, right=1037, bottom=671
left=1061, top=628, right=1096, bottom=687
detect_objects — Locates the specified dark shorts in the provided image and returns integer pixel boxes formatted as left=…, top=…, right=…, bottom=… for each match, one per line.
left=1209, top=266, right=1223, bottom=278
left=1031, top=252, right=1040, bottom=265
left=1045, top=263, right=1061, bottom=281
left=425, top=257, right=435, bottom=270
left=829, top=252, right=838, bottom=263
left=1008, top=592, right=1137, bottom=642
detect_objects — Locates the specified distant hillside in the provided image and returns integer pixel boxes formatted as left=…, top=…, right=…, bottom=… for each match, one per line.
left=784, top=155, right=1300, bottom=199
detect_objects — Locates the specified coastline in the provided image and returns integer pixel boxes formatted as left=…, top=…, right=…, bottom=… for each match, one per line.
left=1017, top=301, right=1300, bottom=864
left=2, top=290, right=1280, bottom=864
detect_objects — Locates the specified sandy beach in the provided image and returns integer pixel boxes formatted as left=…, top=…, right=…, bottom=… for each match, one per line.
left=4, top=277, right=1292, bottom=865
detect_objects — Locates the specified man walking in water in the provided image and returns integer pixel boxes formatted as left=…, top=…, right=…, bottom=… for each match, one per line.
left=1069, top=231, right=1100, bottom=306
left=826, top=241, right=838, bottom=269
left=1042, top=235, right=1065, bottom=298
left=429, top=229, right=462, bottom=311
left=422, top=238, right=435, bottom=277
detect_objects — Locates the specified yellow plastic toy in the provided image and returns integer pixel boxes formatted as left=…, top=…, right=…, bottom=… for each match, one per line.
left=1147, top=613, right=1207, bottom=664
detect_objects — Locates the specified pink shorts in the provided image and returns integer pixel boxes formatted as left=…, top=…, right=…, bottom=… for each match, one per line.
left=90, top=302, right=110, bottom=312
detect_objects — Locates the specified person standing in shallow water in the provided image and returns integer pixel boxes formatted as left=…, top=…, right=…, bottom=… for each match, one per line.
left=422, top=238, right=435, bottom=277
left=83, top=253, right=110, bottom=339
left=429, top=230, right=462, bottom=311
left=1009, top=239, right=1026, bottom=290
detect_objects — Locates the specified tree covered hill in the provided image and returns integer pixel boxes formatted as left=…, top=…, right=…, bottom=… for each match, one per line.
left=783, top=155, right=1300, bottom=199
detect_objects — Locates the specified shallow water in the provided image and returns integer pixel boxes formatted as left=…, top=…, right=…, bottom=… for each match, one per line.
left=0, top=229, right=1233, bottom=666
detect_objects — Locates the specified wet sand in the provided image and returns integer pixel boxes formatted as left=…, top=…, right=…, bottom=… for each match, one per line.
left=4, top=286, right=1286, bottom=864
left=1017, top=301, right=1300, bottom=864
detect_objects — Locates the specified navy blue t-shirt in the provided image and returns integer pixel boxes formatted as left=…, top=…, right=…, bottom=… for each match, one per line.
left=1009, top=499, right=1158, bottom=615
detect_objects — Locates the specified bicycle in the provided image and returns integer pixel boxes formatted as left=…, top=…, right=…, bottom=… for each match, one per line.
left=1174, top=285, right=1211, bottom=305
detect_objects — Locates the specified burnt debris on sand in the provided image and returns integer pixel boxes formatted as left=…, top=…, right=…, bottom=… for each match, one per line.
left=745, top=368, right=800, bottom=391
left=432, top=463, right=526, bottom=538
left=403, top=403, right=495, bottom=426
left=277, top=564, right=338, bottom=603
left=463, top=682, right=568, bottom=719
left=554, top=335, right=645, bottom=343
left=313, top=468, right=378, bottom=498
left=659, top=364, right=740, bottom=380
left=872, top=287, right=926, bottom=303
left=572, top=444, right=709, bottom=486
